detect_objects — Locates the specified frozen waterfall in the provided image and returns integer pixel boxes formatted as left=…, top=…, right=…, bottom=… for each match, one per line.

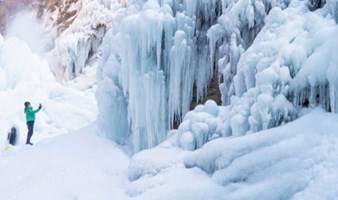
left=97, top=0, right=225, bottom=152
left=97, top=0, right=338, bottom=152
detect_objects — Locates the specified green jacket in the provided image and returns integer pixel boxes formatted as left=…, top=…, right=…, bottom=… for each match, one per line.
left=25, top=107, right=41, bottom=122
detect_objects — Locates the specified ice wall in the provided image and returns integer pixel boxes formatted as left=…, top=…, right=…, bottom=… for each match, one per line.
left=96, top=0, right=294, bottom=151
left=97, top=0, right=290, bottom=152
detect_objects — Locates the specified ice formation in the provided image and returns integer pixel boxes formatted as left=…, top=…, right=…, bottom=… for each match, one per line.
left=97, top=0, right=286, bottom=151
left=94, top=0, right=338, bottom=154
left=172, top=0, right=338, bottom=150
left=216, top=1, right=338, bottom=137
left=177, top=1, right=338, bottom=149
left=177, top=100, right=223, bottom=150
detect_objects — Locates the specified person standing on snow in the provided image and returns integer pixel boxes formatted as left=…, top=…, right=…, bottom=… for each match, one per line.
left=24, top=102, right=42, bottom=145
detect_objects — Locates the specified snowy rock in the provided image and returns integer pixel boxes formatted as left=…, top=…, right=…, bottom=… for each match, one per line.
left=203, top=100, right=219, bottom=117
left=48, top=0, right=114, bottom=80
left=177, top=101, right=224, bottom=151
left=179, top=131, right=195, bottom=151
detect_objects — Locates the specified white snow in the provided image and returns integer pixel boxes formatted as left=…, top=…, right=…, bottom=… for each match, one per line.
left=3, top=109, right=338, bottom=200
left=0, top=127, right=129, bottom=200
left=184, top=109, right=338, bottom=199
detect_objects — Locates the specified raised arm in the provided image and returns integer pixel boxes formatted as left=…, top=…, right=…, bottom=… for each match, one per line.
left=34, top=105, right=42, bottom=113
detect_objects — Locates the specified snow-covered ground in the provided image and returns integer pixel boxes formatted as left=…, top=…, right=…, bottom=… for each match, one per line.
left=0, top=126, right=129, bottom=200
left=1, top=109, right=338, bottom=200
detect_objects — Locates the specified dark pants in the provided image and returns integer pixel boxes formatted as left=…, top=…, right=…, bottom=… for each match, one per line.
left=26, top=121, right=35, bottom=144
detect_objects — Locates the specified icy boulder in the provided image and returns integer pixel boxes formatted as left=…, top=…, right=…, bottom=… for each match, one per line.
left=204, top=100, right=219, bottom=117
left=177, top=100, right=222, bottom=151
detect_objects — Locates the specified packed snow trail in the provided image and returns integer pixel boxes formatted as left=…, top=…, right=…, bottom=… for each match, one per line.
left=0, top=126, right=130, bottom=200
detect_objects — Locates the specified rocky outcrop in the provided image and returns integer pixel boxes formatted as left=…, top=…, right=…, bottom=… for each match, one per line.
left=44, top=0, right=80, bottom=33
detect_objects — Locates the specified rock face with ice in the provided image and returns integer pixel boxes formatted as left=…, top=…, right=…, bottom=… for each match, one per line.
left=39, top=0, right=118, bottom=80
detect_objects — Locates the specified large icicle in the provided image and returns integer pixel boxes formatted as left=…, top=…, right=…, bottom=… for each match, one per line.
left=98, top=1, right=175, bottom=152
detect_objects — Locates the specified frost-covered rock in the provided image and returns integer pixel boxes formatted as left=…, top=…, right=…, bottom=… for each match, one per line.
left=177, top=100, right=223, bottom=150
left=48, top=0, right=117, bottom=80
left=179, top=131, right=195, bottom=151
left=204, top=100, right=219, bottom=117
